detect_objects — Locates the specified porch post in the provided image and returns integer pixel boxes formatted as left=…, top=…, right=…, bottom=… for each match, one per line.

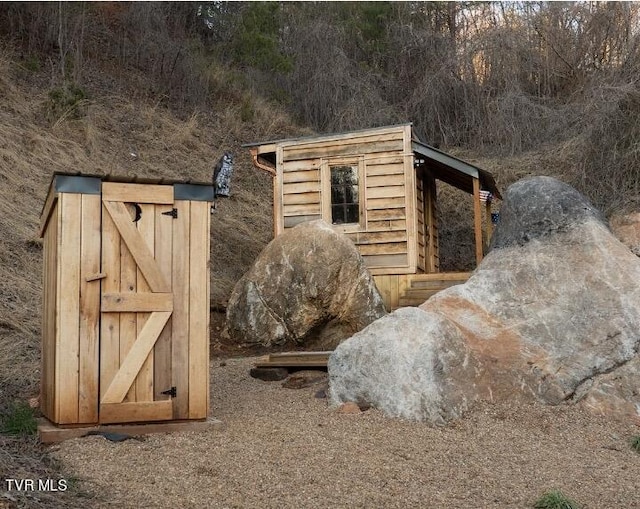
left=485, top=199, right=493, bottom=250
left=472, top=177, right=483, bottom=265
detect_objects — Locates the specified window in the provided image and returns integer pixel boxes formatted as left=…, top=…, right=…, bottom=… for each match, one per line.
left=330, top=165, right=359, bottom=224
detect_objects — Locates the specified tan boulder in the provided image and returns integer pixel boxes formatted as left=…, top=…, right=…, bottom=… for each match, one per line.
left=610, top=212, right=640, bottom=257
left=226, top=220, right=386, bottom=349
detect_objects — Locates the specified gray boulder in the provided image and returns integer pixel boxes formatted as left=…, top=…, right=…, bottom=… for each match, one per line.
left=329, top=308, right=479, bottom=424
left=329, top=176, right=640, bottom=424
left=226, top=220, right=386, bottom=349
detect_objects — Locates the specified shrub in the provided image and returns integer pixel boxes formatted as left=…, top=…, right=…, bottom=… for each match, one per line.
left=534, top=490, right=581, bottom=509
left=1, top=400, right=37, bottom=436
left=631, top=435, right=640, bottom=453
left=47, top=81, right=87, bottom=122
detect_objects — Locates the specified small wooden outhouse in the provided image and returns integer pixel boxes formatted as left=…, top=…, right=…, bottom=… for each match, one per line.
left=39, top=173, right=213, bottom=426
left=245, top=124, right=501, bottom=309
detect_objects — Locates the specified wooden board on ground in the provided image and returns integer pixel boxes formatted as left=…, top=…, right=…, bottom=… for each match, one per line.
left=37, top=417, right=224, bottom=444
left=254, top=351, right=332, bottom=369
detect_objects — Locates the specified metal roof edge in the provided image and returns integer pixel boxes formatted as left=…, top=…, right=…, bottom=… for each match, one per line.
left=412, top=141, right=502, bottom=199
left=48, top=171, right=212, bottom=188
left=412, top=141, right=479, bottom=179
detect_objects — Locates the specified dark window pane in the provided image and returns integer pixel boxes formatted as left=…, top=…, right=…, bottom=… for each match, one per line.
left=332, top=186, right=345, bottom=204
left=346, top=204, right=359, bottom=223
left=332, top=205, right=345, bottom=224
left=345, top=184, right=359, bottom=204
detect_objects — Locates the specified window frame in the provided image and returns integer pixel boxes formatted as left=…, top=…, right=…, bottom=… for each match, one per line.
left=321, top=156, right=365, bottom=232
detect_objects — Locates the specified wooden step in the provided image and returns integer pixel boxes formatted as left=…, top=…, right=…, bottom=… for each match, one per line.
left=397, top=297, right=429, bottom=307
left=402, top=288, right=443, bottom=301
left=408, top=272, right=471, bottom=290
left=397, top=289, right=440, bottom=307
left=409, top=279, right=467, bottom=290
left=254, top=351, right=331, bottom=369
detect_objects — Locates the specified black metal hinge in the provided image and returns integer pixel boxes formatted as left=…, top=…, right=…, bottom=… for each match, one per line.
left=161, top=386, right=177, bottom=397
left=162, top=208, right=178, bottom=219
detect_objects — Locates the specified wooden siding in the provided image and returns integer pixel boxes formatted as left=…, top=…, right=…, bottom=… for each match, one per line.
left=424, top=175, right=439, bottom=272
left=41, top=200, right=58, bottom=421
left=282, top=132, right=404, bottom=162
left=416, top=178, right=425, bottom=272
left=279, top=156, right=322, bottom=230
left=277, top=127, right=412, bottom=273
left=40, top=193, right=103, bottom=425
left=374, top=272, right=470, bottom=311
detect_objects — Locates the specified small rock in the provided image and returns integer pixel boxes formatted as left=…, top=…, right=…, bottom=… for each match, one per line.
left=336, top=402, right=361, bottom=414
left=315, top=389, right=327, bottom=399
left=282, top=370, right=328, bottom=389
left=249, top=367, right=289, bottom=381
left=219, top=361, right=227, bottom=367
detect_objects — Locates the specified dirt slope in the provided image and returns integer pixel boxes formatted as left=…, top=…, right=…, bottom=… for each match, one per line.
left=0, top=50, right=307, bottom=398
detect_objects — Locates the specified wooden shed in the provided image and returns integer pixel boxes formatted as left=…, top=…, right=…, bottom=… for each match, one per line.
left=39, top=173, right=213, bottom=427
left=245, top=124, right=501, bottom=309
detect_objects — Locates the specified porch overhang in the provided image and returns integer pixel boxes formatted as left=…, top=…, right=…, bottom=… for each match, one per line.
left=412, top=140, right=501, bottom=200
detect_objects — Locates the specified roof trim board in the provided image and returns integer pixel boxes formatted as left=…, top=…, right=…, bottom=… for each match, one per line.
left=242, top=123, right=412, bottom=149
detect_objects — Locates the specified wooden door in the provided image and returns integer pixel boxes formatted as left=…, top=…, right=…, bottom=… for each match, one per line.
left=99, top=183, right=176, bottom=423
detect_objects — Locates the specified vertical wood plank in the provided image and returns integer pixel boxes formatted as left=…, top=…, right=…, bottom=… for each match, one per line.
left=41, top=200, right=58, bottom=421
left=172, top=200, right=190, bottom=419
left=56, top=193, right=81, bottom=424
left=100, top=202, right=121, bottom=405
left=205, top=202, right=211, bottom=418
left=320, top=159, right=330, bottom=224
left=119, top=241, right=137, bottom=402
left=403, top=125, right=417, bottom=272
left=154, top=204, right=173, bottom=400
left=78, top=194, right=101, bottom=423
left=372, top=275, right=389, bottom=312
left=188, top=201, right=209, bottom=419
left=274, top=145, right=284, bottom=235
left=136, top=203, right=155, bottom=401
left=485, top=200, right=493, bottom=250
left=472, top=178, right=484, bottom=265
left=396, top=275, right=407, bottom=310
left=425, top=176, right=438, bottom=273
left=416, top=176, right=425, bottom=272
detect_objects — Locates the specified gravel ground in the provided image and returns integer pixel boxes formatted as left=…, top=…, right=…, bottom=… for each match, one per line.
left=52, top=357, right=640, bottom=509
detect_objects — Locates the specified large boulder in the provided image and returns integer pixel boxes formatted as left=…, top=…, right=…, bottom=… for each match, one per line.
left=328, top=307, right=480, bottom=424
left=226, top=220, right=386, bottom=349
left=329, top=176, right=640, bottom=424
left=610, top=212, right=640, bottom=257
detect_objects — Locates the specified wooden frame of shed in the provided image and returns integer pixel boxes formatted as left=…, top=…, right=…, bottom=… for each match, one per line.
left=39, top=173, right=213, bottom=427
left=244, top=124, right=501, bottom=310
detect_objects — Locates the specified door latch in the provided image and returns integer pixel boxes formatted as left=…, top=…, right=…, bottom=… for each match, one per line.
left=161, top=386, right=177, bottom=397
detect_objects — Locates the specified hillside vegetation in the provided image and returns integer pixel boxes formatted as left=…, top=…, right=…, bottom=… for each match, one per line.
left=1, top=2, right=640, bottom=507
